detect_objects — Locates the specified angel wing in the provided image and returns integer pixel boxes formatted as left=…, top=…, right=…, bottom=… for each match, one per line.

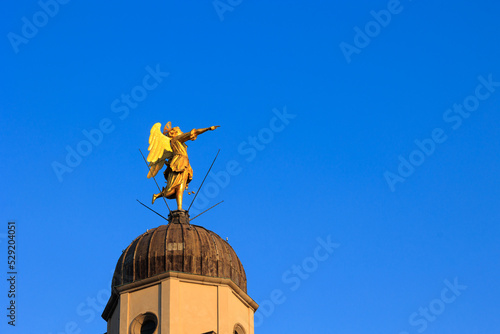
left=146, top=123, right=173, bottom=178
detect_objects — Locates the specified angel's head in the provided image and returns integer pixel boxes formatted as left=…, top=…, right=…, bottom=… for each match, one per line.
left=163, top=122, right=182, bottom=138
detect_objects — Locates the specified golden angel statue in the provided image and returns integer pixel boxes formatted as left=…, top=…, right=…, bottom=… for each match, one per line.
left=146, top=122, right=220, bottom=211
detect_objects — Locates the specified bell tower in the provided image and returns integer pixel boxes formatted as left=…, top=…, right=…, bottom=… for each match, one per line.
left=101, top=210, right=258, bottom=334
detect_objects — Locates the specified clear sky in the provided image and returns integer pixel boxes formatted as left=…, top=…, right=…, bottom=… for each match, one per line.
left=1, top=0, right=500, bottom=333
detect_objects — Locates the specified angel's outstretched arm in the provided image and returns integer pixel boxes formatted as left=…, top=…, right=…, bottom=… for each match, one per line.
left=193, top=125, right=220, bottom=136
left=177, top=126, right=220, bottom=143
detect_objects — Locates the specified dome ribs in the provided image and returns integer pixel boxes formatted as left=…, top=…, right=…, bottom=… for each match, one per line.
left=196, top=225, right=218, bottom=277
left=220, top=236, right=246, bottom=292
left=147, top=226, right=160, bottom=277
left=182, top=224, right=198, bottom=274
left=180, top=222, right=186, bottom=272
left=166, top=223, right=181, bottom=272
left=135, top=229, right=154, bottom=281
left=132, top=233, right=147, bottom=282
left=210, top=231, right=230, bottom=279
left=112, top=212, right=247, bottom=292
left=225, top=241, right=239, bottom=287
left=123, top=236, right=141, bottom=284
left=112, top=251, right=125, bottom=287
left=150, top=225, right=167, bottom=277
left=192, top=225, right=204, bottom=275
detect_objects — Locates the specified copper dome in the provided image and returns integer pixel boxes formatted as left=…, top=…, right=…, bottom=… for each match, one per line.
left=112, top=210, right=247, bottom=292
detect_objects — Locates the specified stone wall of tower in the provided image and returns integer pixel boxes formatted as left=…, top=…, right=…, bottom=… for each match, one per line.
left=107, top=274, right=256, bottom=334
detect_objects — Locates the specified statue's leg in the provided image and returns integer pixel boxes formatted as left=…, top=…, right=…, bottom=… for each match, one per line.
left=175, top=171, right=189, bottom=211
left=152, top=188, right=165, bottom=204
left=152, top=170, right=176, bottom=204
left=152, top=170, right=188, bottom=210
left=152, top=168, right=168, bottom=204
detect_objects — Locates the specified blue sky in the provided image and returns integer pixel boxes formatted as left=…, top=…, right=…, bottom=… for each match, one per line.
left=1, top=0, right=500, bottom=333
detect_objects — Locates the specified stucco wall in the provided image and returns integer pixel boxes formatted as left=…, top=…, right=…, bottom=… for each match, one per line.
left=111, top=275, right=256, bottom=334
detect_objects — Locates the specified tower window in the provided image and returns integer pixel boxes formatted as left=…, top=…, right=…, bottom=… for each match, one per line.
left=141, top=319, right=156, bottom=334
left=233, top=323, right=245, bottom=334
left=130, top=312, right=158, bottom=334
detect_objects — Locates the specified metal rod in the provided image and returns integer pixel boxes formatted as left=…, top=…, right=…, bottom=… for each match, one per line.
left=190, top=200, right=224, bottom=221
left=139, top=148, right=171, bottom=213
left=136, top=199, right=169, bottom=222
left=187, top=149, right=220, bottom=212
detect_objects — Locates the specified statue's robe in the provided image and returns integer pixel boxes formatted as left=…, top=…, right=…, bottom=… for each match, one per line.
left=162, top=130, right=197, bottom=198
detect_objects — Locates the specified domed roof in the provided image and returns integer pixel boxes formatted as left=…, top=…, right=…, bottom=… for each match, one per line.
left=112, top=210, right=247, bottom=292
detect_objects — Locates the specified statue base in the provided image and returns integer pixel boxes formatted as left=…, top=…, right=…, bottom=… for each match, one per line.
left=168, top=210, right=190, bottom=224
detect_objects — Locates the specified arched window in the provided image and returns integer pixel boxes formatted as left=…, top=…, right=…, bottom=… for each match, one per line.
left=130, top=312, right=158, bottom=334
left=233, top=323, right=245, bottom=334
left=141, top=319, right=156, bottom=334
